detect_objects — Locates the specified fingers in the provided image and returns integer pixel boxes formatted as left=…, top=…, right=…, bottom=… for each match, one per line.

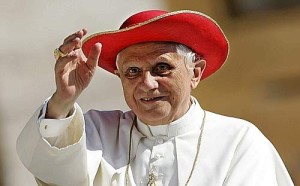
left=86, top=43, right=102, bottom=70
left=55, top=29, right=101, bottom=72
left=59, top=38, right=80, bottom=55
left=55, top=51, right=77, bottom=70
left=63, top=28, right=87, bottom=44
left=59, top=28, right=87, bottom=55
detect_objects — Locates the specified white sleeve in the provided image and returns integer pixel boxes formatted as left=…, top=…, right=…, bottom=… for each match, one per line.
left=223, top=125, right=294, bottom=186
left=16, top=100, right=89, bottom=186
left=39, top=100, right=75, bottom=138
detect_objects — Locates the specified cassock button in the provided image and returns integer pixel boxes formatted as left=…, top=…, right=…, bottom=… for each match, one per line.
left=154, top=154, right=163, bottom=159
left=157, top=138, right=163, bottom=144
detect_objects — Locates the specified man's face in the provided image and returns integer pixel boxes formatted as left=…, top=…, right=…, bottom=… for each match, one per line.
left=116, top=42, right=200, bottom=125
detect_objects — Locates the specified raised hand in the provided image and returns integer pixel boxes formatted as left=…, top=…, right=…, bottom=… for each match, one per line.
left=46, top=29, right=102, bottom=119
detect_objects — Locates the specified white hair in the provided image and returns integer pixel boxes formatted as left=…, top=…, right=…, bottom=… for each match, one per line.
left=174, top=43, right=197, bottom=64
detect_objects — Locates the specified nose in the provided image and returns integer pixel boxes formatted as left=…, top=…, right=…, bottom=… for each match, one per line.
left=140, top=71, right=159, bottom=91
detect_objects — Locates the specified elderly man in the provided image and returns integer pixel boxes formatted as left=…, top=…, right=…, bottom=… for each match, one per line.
left=17, top=10, right=294, bottom=186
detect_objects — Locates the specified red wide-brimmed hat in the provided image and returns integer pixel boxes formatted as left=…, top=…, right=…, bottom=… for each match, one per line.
left=82, top=10, right=229, bottom=80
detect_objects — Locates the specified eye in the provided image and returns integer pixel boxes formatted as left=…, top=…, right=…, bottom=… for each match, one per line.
left=153, top=63, right=173, bottom=76
left=124, top=67, right=142, bottom=79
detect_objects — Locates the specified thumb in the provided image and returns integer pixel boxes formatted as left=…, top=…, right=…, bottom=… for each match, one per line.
left=86, top=43, right=102, bottom=69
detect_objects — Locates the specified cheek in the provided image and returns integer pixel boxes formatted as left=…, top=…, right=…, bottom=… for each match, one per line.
left=169, top=76, right=192, bottom=107
left=160, top=75, right=187, bottom=103
left=121, top=79, right=138, bottom=106
left=173, top=73, right=191, bottom=93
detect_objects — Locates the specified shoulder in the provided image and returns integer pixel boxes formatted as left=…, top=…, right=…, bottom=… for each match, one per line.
left=204, top=111, right=270, bottom=149
left=205, top=111, right=260, bottom=134
left=206, top=111, right=253, bottom=127
left=203, top=111, right=279, bottom=169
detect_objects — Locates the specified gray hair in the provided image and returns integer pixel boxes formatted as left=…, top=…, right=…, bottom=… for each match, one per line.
left=174, top=43, right=197, bottom=64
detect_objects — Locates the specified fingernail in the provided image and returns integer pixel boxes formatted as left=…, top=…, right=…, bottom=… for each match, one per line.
left=76, top=30, right=83, bottom=35
left=69, top=51, right=76, bottom=56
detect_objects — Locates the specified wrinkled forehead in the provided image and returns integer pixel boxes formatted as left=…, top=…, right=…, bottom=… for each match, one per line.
left=116, top=42, right=178, bottom=63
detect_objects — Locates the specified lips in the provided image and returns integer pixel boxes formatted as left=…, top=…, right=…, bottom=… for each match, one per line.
left=140, top=96, right=165, bottom=102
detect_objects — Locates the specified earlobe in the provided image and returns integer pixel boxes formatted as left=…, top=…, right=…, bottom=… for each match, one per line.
left=191, top=59, right=206, bottom=89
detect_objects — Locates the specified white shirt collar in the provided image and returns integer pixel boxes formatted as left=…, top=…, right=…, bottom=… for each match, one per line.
left=136, top=96, right=204, bottom=138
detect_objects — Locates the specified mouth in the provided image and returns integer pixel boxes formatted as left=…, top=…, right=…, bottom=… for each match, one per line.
left=140, top=96, right=165, bottom=103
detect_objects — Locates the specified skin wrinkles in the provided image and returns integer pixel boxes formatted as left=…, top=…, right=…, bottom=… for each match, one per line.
left=115, top=42, right=205, bottom=125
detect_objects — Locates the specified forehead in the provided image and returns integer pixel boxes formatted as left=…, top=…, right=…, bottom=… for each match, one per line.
left=117, top=42, right=178, bottom=62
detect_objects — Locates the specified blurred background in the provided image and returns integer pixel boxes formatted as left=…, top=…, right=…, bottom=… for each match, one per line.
left=0, top=0, right=299, bottom=185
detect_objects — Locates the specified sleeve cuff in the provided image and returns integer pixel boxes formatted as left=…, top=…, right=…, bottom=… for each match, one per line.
left=38, top=98, right=78, bottom=138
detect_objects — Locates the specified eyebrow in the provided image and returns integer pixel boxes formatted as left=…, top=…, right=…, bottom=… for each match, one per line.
left=119, top=51, right=180, bottom=70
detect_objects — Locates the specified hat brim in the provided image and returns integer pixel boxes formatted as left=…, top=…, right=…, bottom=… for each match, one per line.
left=82, top=10, right=229, bottom=80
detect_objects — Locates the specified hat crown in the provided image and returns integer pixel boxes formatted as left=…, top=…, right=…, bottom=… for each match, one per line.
left=119, top=10, right=168, bottom=29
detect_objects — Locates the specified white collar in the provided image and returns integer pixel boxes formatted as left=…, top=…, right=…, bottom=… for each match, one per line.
left=136, top=96, right=204, bottom=138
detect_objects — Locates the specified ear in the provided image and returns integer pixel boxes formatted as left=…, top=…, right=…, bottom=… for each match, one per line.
left=191, top=59, right=206, bottom=89
left=114, top=70, right=121, bottom=78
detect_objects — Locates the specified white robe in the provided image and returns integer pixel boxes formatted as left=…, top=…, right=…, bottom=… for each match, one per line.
left=16, top=97, right=294, bottom=186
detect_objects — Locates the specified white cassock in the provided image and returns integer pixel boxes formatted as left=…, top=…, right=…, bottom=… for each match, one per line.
left=17, top=97, right=294, bottom=186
